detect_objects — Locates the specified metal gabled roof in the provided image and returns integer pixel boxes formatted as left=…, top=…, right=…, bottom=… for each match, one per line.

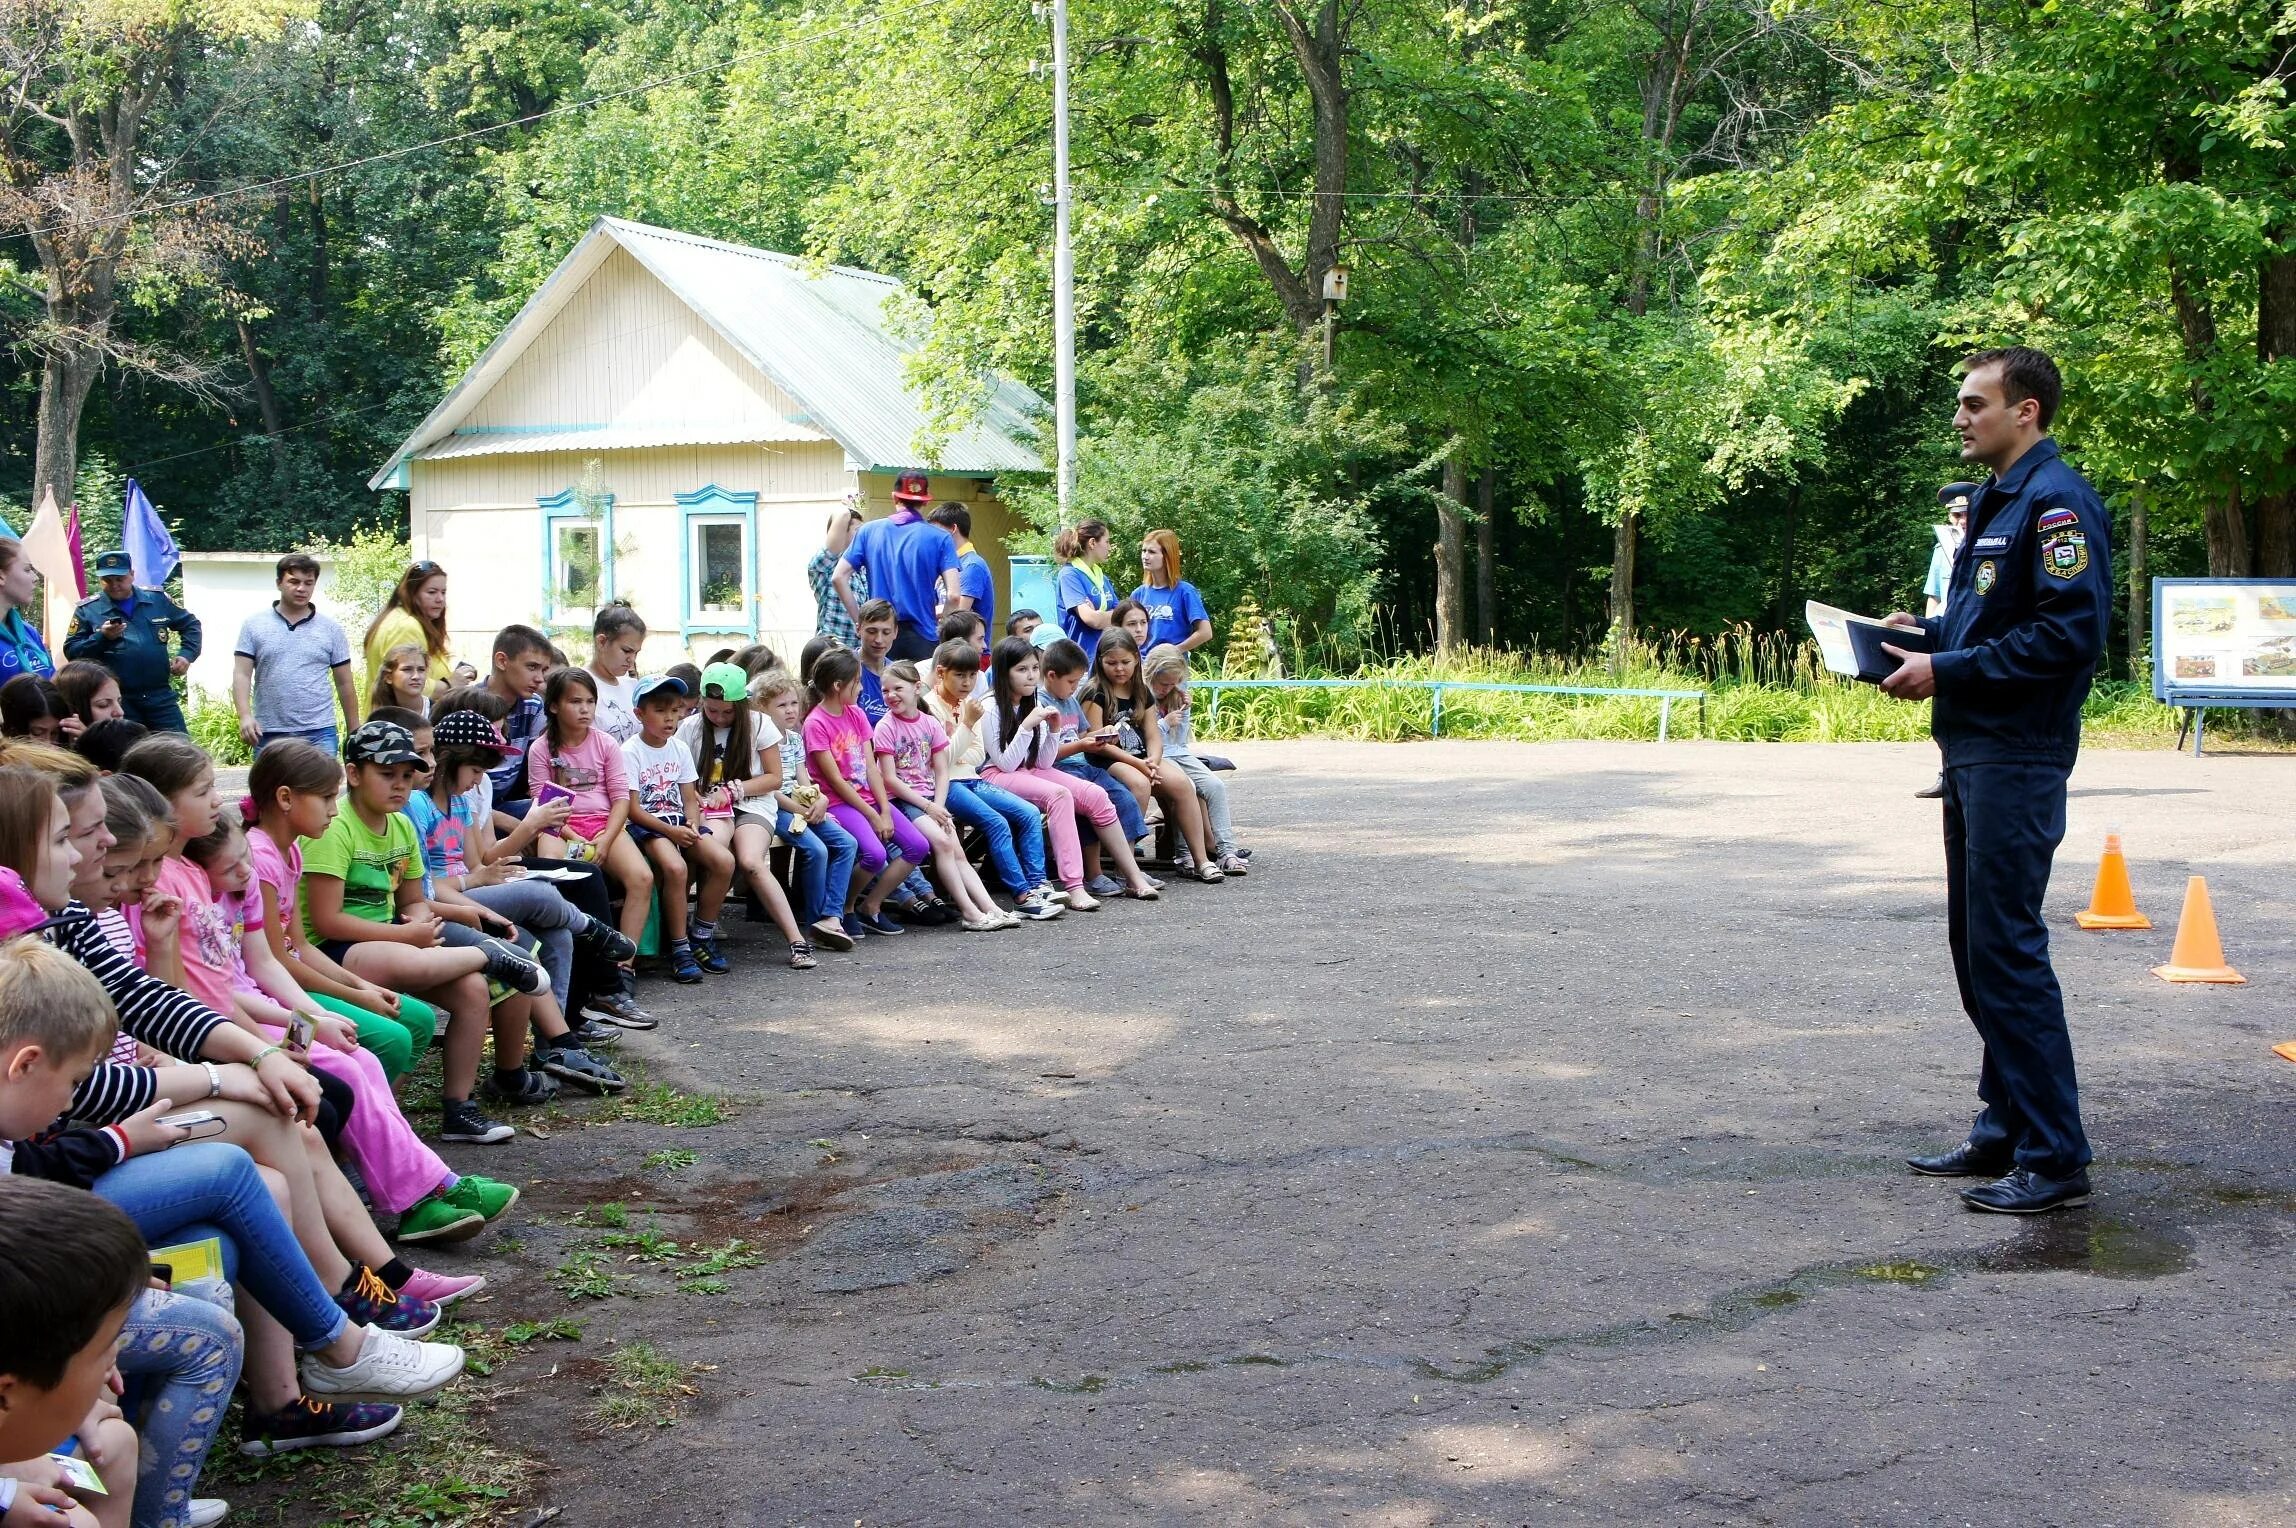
left=370, top=217, right=1048, bottom=491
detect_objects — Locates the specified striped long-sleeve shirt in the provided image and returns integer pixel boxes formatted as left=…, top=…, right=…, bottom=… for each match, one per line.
left=45, top=901, right=230, bottom=1125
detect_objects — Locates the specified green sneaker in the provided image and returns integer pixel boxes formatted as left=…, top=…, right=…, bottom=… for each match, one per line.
left=443, top=1175, right=520, bottom=1223
left=395, top=1193, right=484, bottom=1245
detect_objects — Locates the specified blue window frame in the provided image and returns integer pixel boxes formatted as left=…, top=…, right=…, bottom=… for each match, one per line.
left=539, top=486, right=615, bottom=626
left=677, top=484, right=759, bottom=638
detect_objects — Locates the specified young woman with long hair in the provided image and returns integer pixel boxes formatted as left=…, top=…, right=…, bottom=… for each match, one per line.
left=363, top=561, right=452, bottom=695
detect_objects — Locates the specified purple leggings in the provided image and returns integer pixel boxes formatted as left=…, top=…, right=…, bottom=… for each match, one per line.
left=826, top=799, right=930, bottom=878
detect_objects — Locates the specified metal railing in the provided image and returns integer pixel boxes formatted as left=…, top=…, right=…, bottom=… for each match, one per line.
left=1194, top=678, right=1709, bottom=741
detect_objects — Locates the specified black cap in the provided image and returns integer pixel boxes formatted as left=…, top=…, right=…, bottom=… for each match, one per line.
left=1938, top=482, right=1980, bottom=513
left=344, top=719, right=422, bottom=766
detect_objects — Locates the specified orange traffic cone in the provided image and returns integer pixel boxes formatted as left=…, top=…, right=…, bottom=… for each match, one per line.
left=2074, top=834, right=2151, bottom=930
left=2151, top=876, right=2245, bottom=984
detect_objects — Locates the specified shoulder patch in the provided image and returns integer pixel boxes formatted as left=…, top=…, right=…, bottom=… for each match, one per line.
left=2039, top=527, right=2089, bottom=581
left=2037, top=506, right=2080, bottom=532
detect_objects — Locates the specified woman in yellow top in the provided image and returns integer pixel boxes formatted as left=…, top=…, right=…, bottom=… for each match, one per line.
left=364, top=560, right=453, bottom=697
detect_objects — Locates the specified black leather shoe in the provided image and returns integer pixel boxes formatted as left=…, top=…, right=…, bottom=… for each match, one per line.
left=1914, top=773, right=1946, bottom=799
left=1907, top=1141, right=2011, bottom=1177
left=1960, top=1166, right=2092, bottom=1215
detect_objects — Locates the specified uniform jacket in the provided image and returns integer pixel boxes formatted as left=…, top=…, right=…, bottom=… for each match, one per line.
left=64, top=585, right=201, bottom=693
left=1919, top=438, right=2111, bottom=768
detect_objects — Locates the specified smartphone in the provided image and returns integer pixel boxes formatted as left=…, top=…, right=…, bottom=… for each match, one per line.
left=287, top=1013, right=314, bottom=1050
left=149, top=1262, right=173, bottom=1289
left=156, top=1110, right=227, bottom=1142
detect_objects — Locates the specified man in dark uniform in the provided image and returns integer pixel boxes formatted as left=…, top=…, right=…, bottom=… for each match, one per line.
left=1878, top=346, right=2110, bottom=1216
left=63, top=549, right=201, bottom=732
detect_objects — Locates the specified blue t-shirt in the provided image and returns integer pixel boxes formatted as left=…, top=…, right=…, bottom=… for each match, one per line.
left=1056, top=562, right=1114, bottom=662
left=843, top=515, right=959, bottom=632
left=857, top=665, right=889, bottom=726
left=957, top=548, right=995, bottom=634
left=1130, top=580, right=1208, bottom=653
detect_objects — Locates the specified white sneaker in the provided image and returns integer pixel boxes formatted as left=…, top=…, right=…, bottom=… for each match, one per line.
left=185, top=1502, right=229, bottom=1528
left=299, top=1327, right=465, bottom=1403
left=1036, top=883, right=1070, bottom=905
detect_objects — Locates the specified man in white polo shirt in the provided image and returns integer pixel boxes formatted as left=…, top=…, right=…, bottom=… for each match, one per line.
left=233, top=552, right=360, bottom=756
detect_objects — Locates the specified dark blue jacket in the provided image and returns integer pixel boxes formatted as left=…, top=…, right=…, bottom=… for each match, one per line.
left=64, top=586, right=200, bottom=694
left=1920, top=438, right=2111, bottom=768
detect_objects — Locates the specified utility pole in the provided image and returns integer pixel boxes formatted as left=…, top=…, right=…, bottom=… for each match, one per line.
left=1036, top=0, right=1078, bottom=519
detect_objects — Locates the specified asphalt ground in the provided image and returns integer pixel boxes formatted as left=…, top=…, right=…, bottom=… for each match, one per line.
left=407, top=738, right=2294, bottom=1526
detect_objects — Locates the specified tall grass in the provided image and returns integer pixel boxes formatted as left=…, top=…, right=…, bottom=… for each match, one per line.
left=1198, top=625, right=2231, bottom=748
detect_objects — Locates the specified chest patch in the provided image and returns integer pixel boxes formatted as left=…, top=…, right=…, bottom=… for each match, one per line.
left=2037, top=506, right=2081, bottom=532
left=2040, top=528, right=2089, bottom=580
left=1974, top=560, right=1998, bottom=596
left=1972, top=535, right=2011, bottom=553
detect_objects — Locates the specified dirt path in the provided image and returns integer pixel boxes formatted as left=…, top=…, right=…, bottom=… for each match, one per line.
left=243, top=739, right=2295, bottom=1525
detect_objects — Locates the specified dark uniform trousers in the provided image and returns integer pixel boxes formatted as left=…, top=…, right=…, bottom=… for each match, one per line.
left=1922, top=437, right=2110, bottom=1181
left=1941, top=763, right=2085, bottom=1175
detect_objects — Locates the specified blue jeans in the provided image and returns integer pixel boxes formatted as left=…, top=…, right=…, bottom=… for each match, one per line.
left=1059, top=757, right=1146, bottom=841
left=94, top=1143, right=349, bottom=1351
left=780, top=808, right=857, bottom=926
left=117, top=1287, right=243, bottom=1528
left=948, top=778, right=1045, bottom=894
left=257, top=726, right=338, bottom=758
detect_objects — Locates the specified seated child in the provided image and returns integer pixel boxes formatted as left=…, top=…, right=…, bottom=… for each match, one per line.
left=925, top=642, right=1061, bottom=919
left=976, top=637, right=1159, bottom=909
left=854, top=600, right=898, bottom=725
left=301, top=721, right=543, bottom=1146
left=1036, top=639, right=1155, bottom=898
left=750, top=669, right=856, bottom=954
left=676, top=666, right=812, bottom=970
left=872, top=663, right=1015, bottom=932
left=1083, top=631, right=1220, bottom=883
left=620, top=675, right=732, bottom=984
left=801, top=649, right=924, bottom=938
left=526, top=668, right=653, bottom=964
left=179, top=816, right=521, bottom=1246
left=1144, top=645, right=1249, bottom=874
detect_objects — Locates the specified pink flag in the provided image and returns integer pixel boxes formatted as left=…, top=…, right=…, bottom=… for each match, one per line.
left=64, top=504, right=85, bottom=596
left=19, top=487, right=78, bottom=650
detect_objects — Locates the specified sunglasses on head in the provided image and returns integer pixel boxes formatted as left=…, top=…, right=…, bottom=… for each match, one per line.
left=409, top=560, right=443, bottom=577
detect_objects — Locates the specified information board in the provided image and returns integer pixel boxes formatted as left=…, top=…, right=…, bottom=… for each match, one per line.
left=2151, top=577, right=2296, bottom=704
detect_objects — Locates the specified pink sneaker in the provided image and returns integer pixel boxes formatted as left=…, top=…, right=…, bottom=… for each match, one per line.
left=397, top=1269, right=487, bottom=1307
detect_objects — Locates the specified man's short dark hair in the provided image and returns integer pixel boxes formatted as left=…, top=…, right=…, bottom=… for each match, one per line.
left=0, top=1178, right=147, bottom=1389
left=1962, top=346, right=2062, bottom=431
left=275, top=554, right=320, bottom=583
left=492, top=624, right=551, bottom=663
left=938, top=610, right=985, bottom=643
left=926, top=502, right=972, bottom=538
left=1005, top=609, right=1041, bottom=635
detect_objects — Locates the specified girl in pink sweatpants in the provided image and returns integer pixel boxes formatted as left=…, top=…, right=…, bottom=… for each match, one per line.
left=980, top=636, right=1161, bottom=911
left=184, top=818, right=509, bottom=1236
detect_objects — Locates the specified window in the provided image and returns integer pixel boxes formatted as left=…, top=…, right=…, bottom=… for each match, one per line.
left=677, top=485, right=758, bottom=637
left=539, top=486, right=615, bottom=626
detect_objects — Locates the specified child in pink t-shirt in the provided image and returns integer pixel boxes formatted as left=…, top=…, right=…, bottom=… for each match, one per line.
left=527, top=664, right=652, bottom=958
left=801, top=647, right=926, bottom=935
left=871, top=662, right=1013, bottom=931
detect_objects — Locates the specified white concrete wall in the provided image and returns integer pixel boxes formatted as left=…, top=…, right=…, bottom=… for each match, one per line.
left=179, top=553, right=348, bottom=704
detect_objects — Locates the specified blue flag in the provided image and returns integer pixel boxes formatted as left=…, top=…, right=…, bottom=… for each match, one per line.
left=122, top=479, right=179, bottom=588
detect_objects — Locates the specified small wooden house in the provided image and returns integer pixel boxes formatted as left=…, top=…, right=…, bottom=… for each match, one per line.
left=370, top=217, right=1046, bottom=667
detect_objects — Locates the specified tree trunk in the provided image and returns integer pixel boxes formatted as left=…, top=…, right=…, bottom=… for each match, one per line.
left=33, top=347, right=99, bottom=511
left=1436, top=444, right=1469, bottom=652
left=1609, top=513, right=1637, bottom=638
left=2206, top=490, right=2251, bottom=578
left=1774, top=483, right=1800, bottom=630
left=236, top=319, right=289, bottom=471
left=2126, top=486, right=2149, bottom=682
left=2166, top=257, right=2253, bottom=576
left=2253, top=248, right=2296, bottom=575
left=1475, top=468, right=1496, bottom=645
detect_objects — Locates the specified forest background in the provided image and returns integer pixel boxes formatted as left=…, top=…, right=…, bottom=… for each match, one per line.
left=5, top=0, right=2294, bottom=684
